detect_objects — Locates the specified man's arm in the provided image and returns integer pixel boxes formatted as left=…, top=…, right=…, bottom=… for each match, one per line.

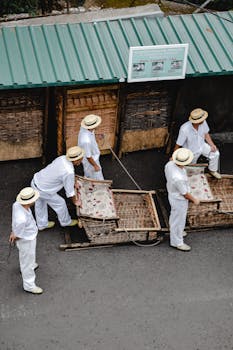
left=204, top=133, right=217, bottom=152
left=87, top=157, right=100, bottom=172
left=174, top=144, right=181, bottom=152
left=184, top=192, right=200, bottom=205
left=80, top=139, right=100, bottom=172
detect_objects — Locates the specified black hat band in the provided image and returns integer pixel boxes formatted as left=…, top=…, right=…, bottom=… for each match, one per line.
left=192, top=111, right=205, bottom=120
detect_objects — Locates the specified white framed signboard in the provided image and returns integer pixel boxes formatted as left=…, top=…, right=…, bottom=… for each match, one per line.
left=127, top=43, right=189, bottom=83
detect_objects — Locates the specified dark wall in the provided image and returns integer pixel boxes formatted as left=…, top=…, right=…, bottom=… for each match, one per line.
left=45, top=87, right=58, bottom=163
left=45, top=76, right=233, bottom=163
left=170, top=75, right=233, bottom=147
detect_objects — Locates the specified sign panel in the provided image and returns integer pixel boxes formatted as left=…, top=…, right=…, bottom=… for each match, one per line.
left=127, top=44, right=189, bottom=83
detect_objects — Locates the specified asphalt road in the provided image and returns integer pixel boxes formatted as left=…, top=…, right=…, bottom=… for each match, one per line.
left=0, top=147, right=233, bottom=350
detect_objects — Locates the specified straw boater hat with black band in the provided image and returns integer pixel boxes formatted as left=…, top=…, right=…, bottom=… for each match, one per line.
left=17, top=187, right=40, bottom=205
left=81, top=114, right=102, bottom=130
left=66, top=146, right=85, bottom=162
left=189, top=108, right=208, bottom=124
left=172, top=148, right=194, bottom=166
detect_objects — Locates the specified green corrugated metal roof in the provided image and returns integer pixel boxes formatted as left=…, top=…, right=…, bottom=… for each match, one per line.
left=0, top=11, right=232, bottom=89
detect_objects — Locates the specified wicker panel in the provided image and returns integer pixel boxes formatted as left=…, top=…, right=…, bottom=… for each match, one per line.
left=124, top=90, right=169, bottom=130
left=120, top=128, right=168, bottom=153
left=0, top=110, right=43, bottom=160
left=120, top=87, right=171, bottom=153
left=187, top=202, right=219, bottom=228
left=0, top=110, right=43, bottom=142
left=208, top=176, right=233, bottom=213
left=91, top=232, right=149, bottom=244
left=0, top=90, right=44, bottom=161
left=81, top=219, right=149, bottom=243
left=187, top=175, right=233, bottom=228
left=82, top=218, right=117, bottom=239
left=65, top=87, right=118, bottom=152
left=0, top=90, right=44, bottom=109
left=114, top=192, right=160, bottom=230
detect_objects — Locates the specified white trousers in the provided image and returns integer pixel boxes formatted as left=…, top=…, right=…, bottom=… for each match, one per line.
left=169, top=197, right=188, bottom=247
left=192, top=142, right=220, bottom=172
left=83, top=156, right=104, bottom=180
left=16, top=237, right=37, bottom=291
left=31, top=181, right=71, bottom=230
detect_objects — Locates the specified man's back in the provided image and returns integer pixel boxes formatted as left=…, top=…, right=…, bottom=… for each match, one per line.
left=33, top=156, right=73, bottom=194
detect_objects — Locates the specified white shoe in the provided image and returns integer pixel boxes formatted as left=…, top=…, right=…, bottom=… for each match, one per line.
left=67, top=219, right=78, bottom=227
left=171, top=243, right=191, bottom=252
left=39, top=221, right=55, bottom=231
left=209, top=171, right=221, bottom=179
left=183, top=231, right=187, bottom=237
left=25, top=286, right=43, bottom=294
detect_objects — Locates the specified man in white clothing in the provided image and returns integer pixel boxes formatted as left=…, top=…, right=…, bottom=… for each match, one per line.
left=174, top=108, right=221, bottom=179
left=31, top=146, right=84, bottom=230
left=165, top=148, right=200, bottom=252
left=78, top=114, right=104, bottom=180
left=9, top=187, right=43, bottom=294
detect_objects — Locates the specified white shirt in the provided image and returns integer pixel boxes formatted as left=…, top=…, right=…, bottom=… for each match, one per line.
left=165, top=161, right=190, bottom=201
left=176, top=120, right=209, bottom=155
left=12, top=202, right=38, bottom=240
left=33, top=156, right=75, bottom=198
left=78, top=127, right=100, bottom=166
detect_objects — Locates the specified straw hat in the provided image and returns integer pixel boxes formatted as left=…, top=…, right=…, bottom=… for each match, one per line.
left=16, top=187, right=40, bottom=205
left=172, top=148, right=194, bottom=166
left=81, top=114, right=102, bottom=129
left=66, top=146, right=85, bottom=162
left=189, top=108, right=208, bottom=124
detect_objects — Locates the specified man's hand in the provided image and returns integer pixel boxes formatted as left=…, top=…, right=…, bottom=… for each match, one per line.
left=210, top=144, right=217, bottom=152
left=193, top=198, right=200, bottom=205
left=184, top=193, right=200, bottom=205
left=75, top=198, right=82, bottom=207
left=9, top=232, right=18, bottom=244
left=72, top=194, right=82, bottom=207
left=87, top=157, right=100, bottom=172
left=94, top=164, right=101, bottom=172
left=205, top=133, right=217, bottom=153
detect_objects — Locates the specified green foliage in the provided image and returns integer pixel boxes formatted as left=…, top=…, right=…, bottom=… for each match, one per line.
left=208, top=0, right=233, bottom=10
left=174, top=0, right=233, bottom=10
left=0, top=0, right=38, bottom=16
left=0, top=0, right=232, bottom=17
left=96, top=0, right=154, bottom=9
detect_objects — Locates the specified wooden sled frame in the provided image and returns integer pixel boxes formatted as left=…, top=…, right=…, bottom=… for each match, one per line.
left=60, top=187, right=163, bottom=251
left=155, top=174, right=233, bottom=231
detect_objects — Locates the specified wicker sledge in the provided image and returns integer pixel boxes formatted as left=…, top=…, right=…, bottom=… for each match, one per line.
left=156, top=172, right=233, bottom=231
left=60, top=176, right=162, bottom=251
left=187, top=174, right=233, bottom=229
